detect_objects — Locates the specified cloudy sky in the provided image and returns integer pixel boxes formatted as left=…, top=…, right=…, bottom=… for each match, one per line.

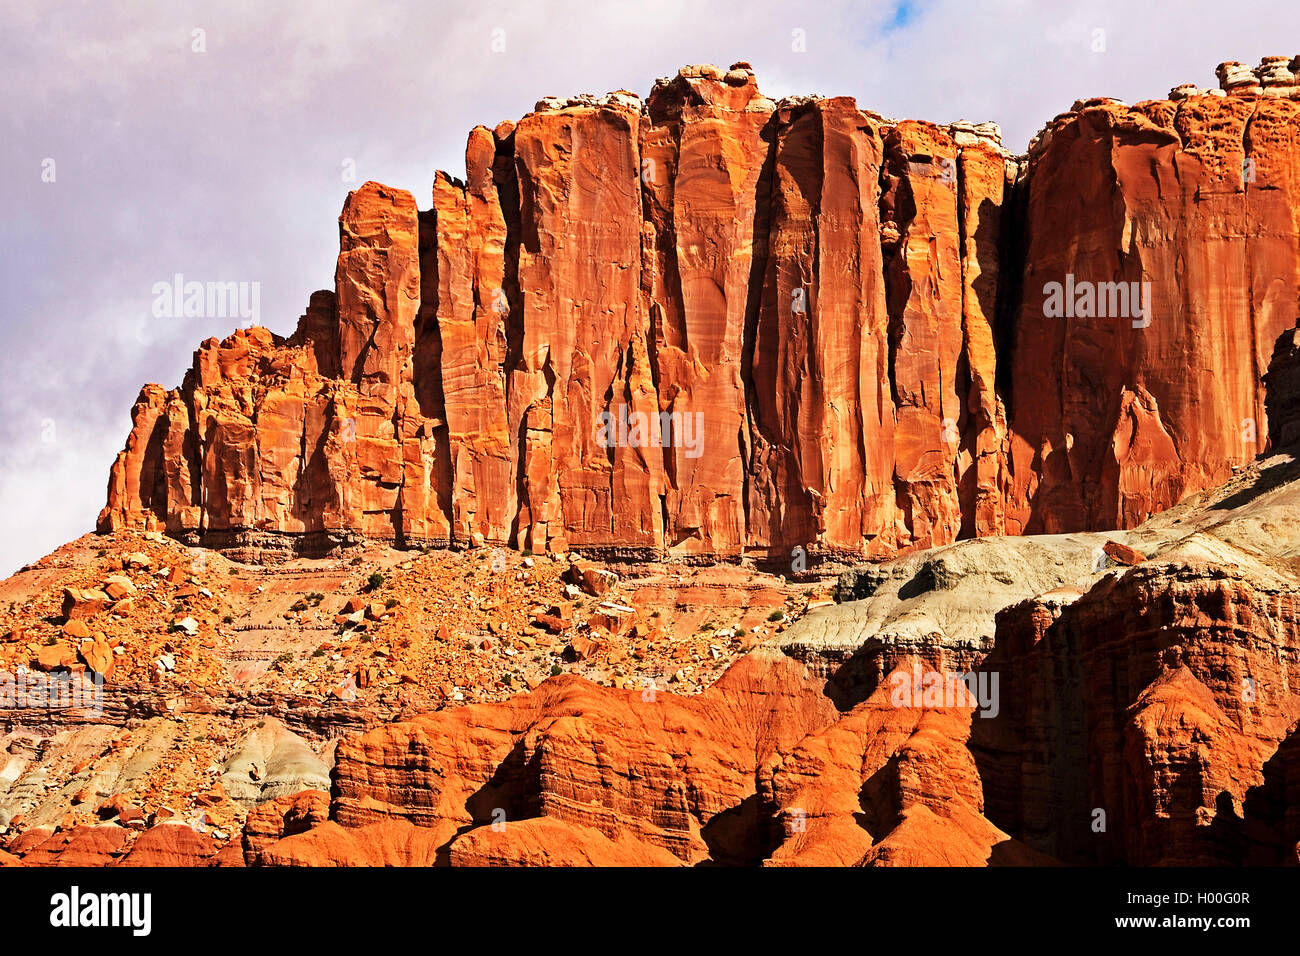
left=1, top=0, right=1295, bottom=576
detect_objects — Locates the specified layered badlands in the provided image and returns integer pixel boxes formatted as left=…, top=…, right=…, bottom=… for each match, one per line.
left=4, top=58, right=1300, bottom=865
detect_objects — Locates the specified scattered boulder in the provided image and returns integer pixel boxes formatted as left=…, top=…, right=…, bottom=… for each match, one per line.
left=565, top=562, right=618, bottom=597
left=566, top=633, right=603, bottom=661
left=102, top=575, right=136, bottom=600
left=78, top=638, right=115, bottom=679
left=61, top=587, right=110, bottom=621
left=33, top=643, right=75, bottom=672
left=62, top=619, right=91, bottom=640
left=1102, top=540, right=1146, bottom=567
left=531, top=610, right=567, bottom=634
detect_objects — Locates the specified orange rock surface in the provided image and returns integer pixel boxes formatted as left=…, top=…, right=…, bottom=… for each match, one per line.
left=326, top=649, right=836, bottom=864
left=974, top=555, right=1300, bottom=864
left=99, top=59, right=1300, bottom=561
left=1006, top=93, right=1300, bottom=534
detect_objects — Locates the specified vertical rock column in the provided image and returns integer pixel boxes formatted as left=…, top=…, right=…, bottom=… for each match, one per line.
left=746, top=96, right=901, bottom=559
left=643, top=65, right=774, bottom=559
left=429, top=125, right=516, bottom=545
left=811, top=101, right=901, bottom=556
left=334, top=182, right=426, bottom=540
left=99, top=385, right=171, bottom=532
left=954, top=126, right=1014, bottom=538
left=511, top=93, right=651, bottom=553
left=880, top=121, right=966, bottom=550
left=743, top=95, right=816, bottom=554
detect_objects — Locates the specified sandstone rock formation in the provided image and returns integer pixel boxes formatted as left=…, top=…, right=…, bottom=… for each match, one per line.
left=1008, top=83, right=1300, bottom=535
left=15, top=57, right=1300, bottom=868
left=973, top=545, right=1300, bottom=864
left=100, top=58, right=1300, bottom=564
left=327, top=648, right=835, bottom=865
left=1266, top=326, right=1300, bottom=447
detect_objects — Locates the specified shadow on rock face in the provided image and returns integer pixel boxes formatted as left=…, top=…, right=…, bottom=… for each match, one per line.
left=1210, top=454, right=1300, bottom=512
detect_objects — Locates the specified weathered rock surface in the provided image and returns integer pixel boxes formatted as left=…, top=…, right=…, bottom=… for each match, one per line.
left=100, top=59, right=1300, bottom=563
left=20, top=392, right=1300, bottom=865
left=1007, top=88, right=1300, bottom=536
left=776, top=530, right=1157, bottom=709
left=1266, top=326, right=1300, bottom=448
left=759, top=684, right=1054, bottom=866
left=243, top=347, right=1300, bottom=867
left=328, top=648, right=836, bottom=865
left=218, top=718, right=330, bottom=805
left=974, top=544, right=1300, bottom=864
left=6, top=822, right=239, bottom=867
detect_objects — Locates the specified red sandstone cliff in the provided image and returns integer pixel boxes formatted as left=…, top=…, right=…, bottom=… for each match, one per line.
left=99, top=58, right=1300, bottom=562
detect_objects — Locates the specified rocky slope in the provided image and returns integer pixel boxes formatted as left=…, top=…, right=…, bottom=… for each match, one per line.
left=99, top=57, right=1300, bottom=564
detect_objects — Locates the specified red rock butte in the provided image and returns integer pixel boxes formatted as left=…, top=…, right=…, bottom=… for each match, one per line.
left=100, top=58, right=1300, bottom=563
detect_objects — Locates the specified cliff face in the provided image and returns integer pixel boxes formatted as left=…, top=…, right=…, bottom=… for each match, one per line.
left=973, top=554, right=1300, bottom=865
left=99, top=59, right=1300, bottom=562
left=1007, top=91, right=1300, bottom=535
